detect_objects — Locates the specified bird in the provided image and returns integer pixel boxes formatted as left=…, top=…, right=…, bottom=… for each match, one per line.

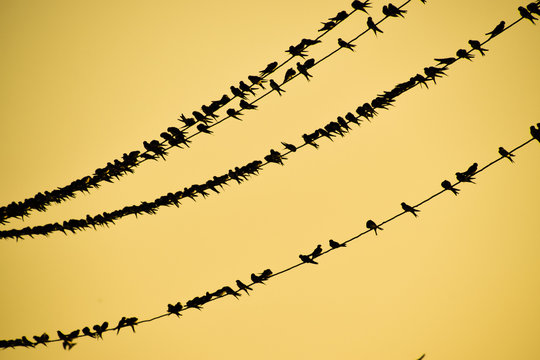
left=468, top=40, right=488, bottom=56
left=330, top=10, right=349, bottom=22
left=464, top=162, right=478, bottom=176
left=230, top=86, right=246, bottom=99
left=351, top=0, right=371, bottom=13
left=527, top=2, right=540, bottom=16
left=296, top=61, right=313, bottom=80
left=300, top=38, right=321, bottom=47
left=338, top=38, right=355, bottom=51
left=383, top=4, right=406, bottom=18
left=310, top=244, right=323, bottom=258
left=270, top=79, right=286, bottom=95
left=286, top=44, right=307, bottom=58
left=498, top=147, right=515, bottom=163
left=519, top=6, right=537, bottom=24
left=283, top=68, right=296, bottom=83
left=226, top=108, right=243, bottom=120
left=319, top=21, right=336, bottom=32
left=236, top=280, right=253, bottom=295
left=281, top=142, right=297, bottom=152
left=239, top=81, right=256, bottom=95
left=167, top=302, right=183, bottom=317
left=299, top=254, right=318, bottom=264
left=329, top=239, right=346, bottom=248
left=367, top=17, right=383, bottom=35
left=485, top=21, right=505, bottom=40
left=259, top=61, right=278, bottom=76
left=248, top=75, right=267, bottom=89
left=441, top=180, right=460, bottom=195
left=366, top=220, right=383, bottom=235
left=197, top=123, right=213, bottom=134
left=239, top=100, right=257, bottom=110
left=401, top=202, right=420, bottom=217
left=531, top=123, right=540, bottom=142
left=434, top=57, right=456, bottom=66
left=456, top=172, right=475, bottom=184
left=456, top=49, right=474, bottom=61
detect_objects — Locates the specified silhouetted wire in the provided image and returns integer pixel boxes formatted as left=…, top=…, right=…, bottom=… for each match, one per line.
left=0, top=1, right=368, bottom=225
left=2, top=133, right=536, bottom=350
left=0, top=8, right=533, bottom=241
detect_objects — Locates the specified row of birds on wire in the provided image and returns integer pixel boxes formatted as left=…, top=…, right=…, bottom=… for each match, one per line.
left=2, top=126, right=538, bottom=350
left=0, top=0, right=420, bottom=225
left=1, top=7, right=538, bottom=241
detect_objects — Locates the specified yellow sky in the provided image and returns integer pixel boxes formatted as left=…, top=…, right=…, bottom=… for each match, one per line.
left=1, top=0, right=539, bottom=359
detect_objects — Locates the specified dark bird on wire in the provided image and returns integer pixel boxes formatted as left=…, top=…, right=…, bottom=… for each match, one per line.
left=434, top=57, right=456, bottom=66
left=498, top=147, right=515, bottom=162
left=367, top=17, right=383, bottom=35
left=310, top=244, right=323, bottom=258
left=527, top=2, right=540, bottom=16
left=236, top=280, right=253, bottom=295
left=92, top=322, right=108, bottom=339
left=351, top=0, right=372, bottom=13
left=338, top=38, right=356, bottom=51
left=366, top=220, right=383, bottom=235
left=197, top=123, right=213, bottom=134
left=319, top=21, right=336, bottom=32
left=260, top=61, right=278, bottom=76
left=383, top=4, right=407, bottom=18
left=286, top=44, right=308, bottom=58
left=456, top=49, right=474, bottom=61
left=239, top=99, right=257, bottom=110
left=239, top=81, right=256, bottom=95
left=230, top=85, right=246, bottom=99
left=270, top=79, right=286, bottom=95
left=226, top=108, right=243, bottom=120
left=464, top=162, right=478, bottom=176
left=329, top=239, right=346, bottom=248
left=301, top=38, right=321, bottom=47
left=297, top=61, right=313, bottom=80
left=486, top=21, right=505, bottom=40
left=283, top=68, right=296, bottom=83
left=33, top=333, right=49, bottom=346
left=519, top=6, right=537, bottom=24
left=281, top=142, right=297, bottom=152
left=401, top=202, right=420, bottom=217
left=178, top=113, right=196, bottom=128
left=441, top=180, right=460, bottom=195
left=167, top=302, right=183, bottom=317
left=299, top=254, right=318, bottom=264
left=456, top=172, right=475, bottom=184
left=330, top=10, right=349, bottom=22
left=82, top=327, right=96, bottom=338
left=468, top=40, right=488, bottom=56
left=531, top=123, right=540, bottom=142
left=248, top=75, right=267, bottom=89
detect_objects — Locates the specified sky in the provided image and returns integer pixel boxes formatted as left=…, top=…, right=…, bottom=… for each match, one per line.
left=0, top=0, right=539, bottom=359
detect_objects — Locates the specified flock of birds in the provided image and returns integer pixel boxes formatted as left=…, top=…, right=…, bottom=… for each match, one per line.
left=1, top=0, right=539, bottom=352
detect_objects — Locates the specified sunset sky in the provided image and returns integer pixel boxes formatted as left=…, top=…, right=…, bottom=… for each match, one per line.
left=1, top=0, right=539, bottom=359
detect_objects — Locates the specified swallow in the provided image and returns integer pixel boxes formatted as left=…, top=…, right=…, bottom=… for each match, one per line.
left=197, top=123, right=213, bottom=134
left=82, top=327, right=96, bottom=338
left=338, top=38, right=356, bottom=51
left=441, top=180, right=460, bottom=195
left=201, top=105, right=218, bottom=119
left=226, top=108, right=243, bottom=120
left=33, top=333, right=49, bottom=346
left=424, top=66, right=447, bottom=83
left=366, top=219, right=383, bottom=235
left=345, top=112, right=360, bottom=125
left=218, top=94, right=231, bottom=106
left=281, top=142, right=297, bottom=152
left=297, top=61, right=313, bottom=80
left=434, top=57, right=456, bottom=66
left=330, top=10, right=349, bottom=22
left=351, top=0, right=371, bottom=13
left=236, top=280, right=253, bottom=294
left=337, top=116, right=351, bottom=132
left=464, top=162, right=478, bottom=176
left=527, top=2, right=540, bottom=16
left=248, top=75, right=267, bottom=89
left=456, top=49, right=474, bottom=61
left=519, top=6, right=537, bottom=23
left=310, top=244, right=323, bottom=258
left=283, top=68, right=296, bottom=83
left=92, top=322, right=108, bottom=339
left=401, top=202, right=420, bottom=217
left=498, top=147, right=515, bottom=162
left=239, top=99, right=257, bottom=110
left=468, top=40, right=488, bottom=56
left=531, top=123, right=540, bottom=142
left=300, top=38, right=321, bottom=47
left=270, top=79, right=286, bottom=95
left=485, top=21, right=505, bottom=40
left=329, top=239, right=346, bottom=248
left=251, top=273, right=265, bottom=284
left=230, top=85, right=247, bottom=99
left=178, top=113, right=196, bottom=128
left=222, top=286, right=241, bottom=299
left=260, top=61, right=278, bottom=76
left=367, top=17, right=383, bottom=35
left=192, top=110, right=210, bottom=124
left=286, top=44, right=308, bottom=58
left=299, top=254, right=318, bottom=264
left=383, top=4, right=406, bottom=18
left=239, top=81, right=256, bottom=95
left=167, top=302, right=183, bottom=317
left=319, top=21, right=336, bottom=32
left=456, top=172, right=475, bottom=184
left=302, top=133, right=319, bottom=148
left=260, top=269, right=273, bottom=279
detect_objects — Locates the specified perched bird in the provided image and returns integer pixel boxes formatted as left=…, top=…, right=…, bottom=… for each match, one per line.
left=248, top=75, right=267, bottom=89
left=434, top=57, right=456, bottom=66
left=456, top=49, right=474, bottom=61
left=82, top=327, right=96, bottom=338
left=351, top=0, right=372, bottom=13
left=239, top=100, right=257, bottom=110
left=338, top=38, right=356, bottom=51
left=300, top=38, right=321, bottom=47
left=485, top=21, right=505, bottom=40
left=383, top=4, right=406, bottom=18
left=519, top=6, right=537, bottom=24
left=330, top=10, right=349, bottom=22
left=527, top=2, right=540, bottom=16
left=286, top=44, right=307, bottom=58
left=260, top=61, right=278, bottom=76
left=92, top=322, right=108, bottom=339
left=464, top=162, right=478, bottom=176
left=299, top=254, right=318, bottom=264
left=468, top=40, right=488, bottom=56
left=197, top=123, right=213, bottom=134
left=310, top=244, right=323, bottom=258
left=441, top=180, right=460, bottom=195
left=270, top=79, right=286, bottom=95
left=401, top=202, right=420, bottom=217
left=531, top=123, right=540, bottom=142
left=178, top=113, right=196, bottom=128
left=226, top=108, right=243, bottom=120
left=283, top=68, right=296, bottom=83
left=230, top=86, right=246, bottom=99
left=329, top=239, right=346, bottom=248
left=239, top=81, right=256, bottom=95
left=319, top=21, right=336, bottom=32
left=281, top=142, right=297, bottom=152
left=456, top=172, right=475, bottom=184
left=236, top=280, right=253, bottom=295
left=167, top=302, right=183, bottom=317
left=367, top=17, right=383, bottom=35
left=366, top=220, right=383, bottom=235
left=251, top=273, right=265, bottom=284
left=296, top=61, right=313, bottom=80
left=498, top=147, right=515, bottom=163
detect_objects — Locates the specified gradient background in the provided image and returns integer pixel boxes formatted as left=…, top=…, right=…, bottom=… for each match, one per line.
left=1, top=0, right=539, bottom=359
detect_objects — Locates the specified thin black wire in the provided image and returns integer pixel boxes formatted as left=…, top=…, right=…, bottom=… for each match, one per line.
left=2, top=134, right=536, bottom=350
left=0, top=9, right=530, bottom=241
left=0, top=2, right=366, bottom=225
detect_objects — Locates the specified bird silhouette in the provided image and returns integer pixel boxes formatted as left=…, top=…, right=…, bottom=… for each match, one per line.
left=286, top=44, right=308, bottom=58
left=367, top=17, right=383, bottom=35
left=464, top=162, right=478, bottom=176
left=531, top=123, right=540, bottom=142
left=297, top=61, right=313, bottom=80
left=283, top=68, right=296, bottom=83
left=310, top=244, right=323, bottom=258
left=230, top=86, right=246, bottom=99
left=434, top=57, right=456, bottom=66
left=401, top=202, right=420, bottom=217
left=366, top=220, right=383, bottom=235
left=330, top=10, right=349, bottom=22
left=456, top=49, right=474, bottom=61
left=167, top=302, right=183, bottom=317
left=248, top=75, right=267, bottom=89
left=338, top=38, right=356, bottom=51
left=270, top=79, right=286, bottom=95
left=239, top=81, right=256, bottom=96
left=236, top=280, right=253, bottom=295
left=281, top=142, right=297, bottom=152
left=300, top=38, right=321, bottom=47
left=441, top=180, right=460, bottom=195
left=498, top=147, right=515, bottom=162
left=486, top=21, right=505, bottom=40
left=239, top=100, right=257, bottom=110
left=527, top=2, right=540, bottom=16
left=329, top=239, right=346, bottom=248
left=351, top=0, right=372, bottom=13
left=456, top=172, right=475, bottom=184
left=226, top=108, right=243, bottom=120
left=260, top=61, right=278, bottom=76
left=299, top=254, right=318, bottom=264
left=468, top=40, right=488, bottom=56
left=197, top=123, right=213, bottom=134
left=383, top=4, right=407, bottom=17
left=319, top=21, right=336, bottom=32
left=92, top=322, right=108, bottom=339
left=519, top=6, right=537, bottom=24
